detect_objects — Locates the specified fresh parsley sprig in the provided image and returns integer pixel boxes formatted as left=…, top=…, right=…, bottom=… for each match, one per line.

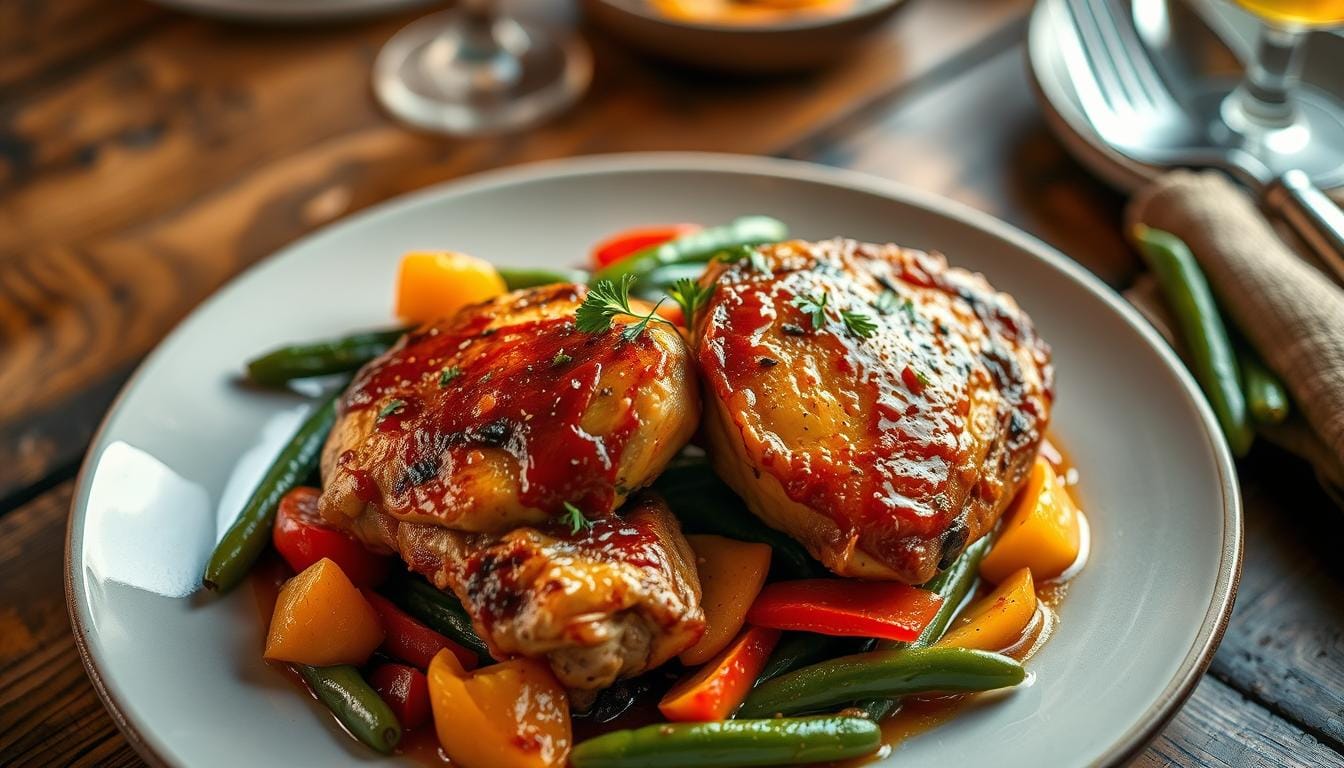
left=576, top=275, right=678, bottom=342
left=562, top=502, right=596, bottom=534
left=668, top=278, right=715, bottom=328
left=792, top=291, right=830, bottom=329
left=840, top=309, right=879, bottom=338
left=792, top=290, right=879, bottom=339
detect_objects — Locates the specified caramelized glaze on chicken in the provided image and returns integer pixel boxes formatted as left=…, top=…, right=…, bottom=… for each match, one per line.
left=318, top=284, right=703, bottom=691
left=398, top=493, right=703, bottom=692
left=321, top=284, right=699, bottom=535
left=696, top=239, right=1053, bottom=584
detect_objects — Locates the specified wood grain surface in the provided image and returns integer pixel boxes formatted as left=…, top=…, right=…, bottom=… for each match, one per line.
left=2, top=0, right=1341, bottom=765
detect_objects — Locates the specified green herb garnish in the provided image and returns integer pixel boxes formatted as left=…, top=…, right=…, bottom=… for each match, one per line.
left=377, top=399, right=406, bottom=421
left=576, top=276, right=676, bottom=342
left=875, top=290, right=900, bottom=315
left=792, top=291, right=830, bottom=330
left=552, top=350, right=573, bottom=367
left=562, top=502, right=595, bottom=534
left=438, top=366, right=462, bottom=387
left=668, top=278, right=716, bottom=328
left=841, top=309, right=879, bottom=338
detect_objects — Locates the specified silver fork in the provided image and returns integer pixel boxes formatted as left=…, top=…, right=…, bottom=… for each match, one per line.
left=1057, top=0, right=1344, bottom=281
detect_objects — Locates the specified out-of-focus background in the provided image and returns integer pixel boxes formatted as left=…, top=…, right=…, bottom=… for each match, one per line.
left=1, top=0, right=1342, bottom=764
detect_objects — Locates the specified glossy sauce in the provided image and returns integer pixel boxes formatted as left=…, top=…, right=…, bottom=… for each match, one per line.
left=840, top=434, right=1088, bottom=764
left=334, top=285, right=672, bottom=523
left=254, top=437, right=1085, bottom=766
left=697, top=240, right=1053, bottom=580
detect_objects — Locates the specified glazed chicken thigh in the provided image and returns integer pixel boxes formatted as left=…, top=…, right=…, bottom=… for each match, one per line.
left=318, top=284, right=704, bottom=691
left=399, top=493, right=703, bottom=692
left=696, top=239, right=1053, bottom=584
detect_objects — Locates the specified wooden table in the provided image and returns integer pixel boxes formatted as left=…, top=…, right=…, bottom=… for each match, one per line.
left=2, top=1, right=1341, bottom=765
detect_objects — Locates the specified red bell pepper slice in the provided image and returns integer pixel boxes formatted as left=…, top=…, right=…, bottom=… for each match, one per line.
left=746, top=579, right=942, bottom=642
left=272, top=487, right=392, bottom=587
left=369, top=662, right=432, bottom=730
left=364, top=590, right=477, bottom=671
left=590, top=223, right=700, bottom=268
left=659, top=626, right=780, bottom=722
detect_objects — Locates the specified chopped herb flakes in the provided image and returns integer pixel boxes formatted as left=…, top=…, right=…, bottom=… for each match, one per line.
left=438, top=366, right=463, bottom=387
left=377, top=399, right=406, bottom=421
left=561, top=502, right=595, bottom=534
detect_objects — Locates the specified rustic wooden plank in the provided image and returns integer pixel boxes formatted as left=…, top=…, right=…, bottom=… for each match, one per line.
left=0, top=480, right=1337, bottom=766
left=1137, top=675, right=1344, bottom=768
left=1207, top=444, right=1344, bottom=752
left=790, top=43, right=1136, bottom=287
left=0, top=0, right=1030, bottom=502
left=0, top=0, right=163, bottom=95
left=0, top=482, right=140, bottom=767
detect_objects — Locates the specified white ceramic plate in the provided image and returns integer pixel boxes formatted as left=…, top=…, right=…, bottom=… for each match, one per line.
left=67, top=153, right=1240, bottom=767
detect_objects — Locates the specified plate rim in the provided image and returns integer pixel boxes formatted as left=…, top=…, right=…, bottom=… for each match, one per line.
left=64, top=151, right=1243, bottom=768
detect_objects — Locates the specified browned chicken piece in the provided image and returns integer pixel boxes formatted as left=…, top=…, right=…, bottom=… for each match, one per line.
left=696, top=239, right=1053, bottom=584
left=398, top=493, right=704, bottom=692
left=316, top=283, right=704, bottom=691
left=320, top=283, right=700, bottom=537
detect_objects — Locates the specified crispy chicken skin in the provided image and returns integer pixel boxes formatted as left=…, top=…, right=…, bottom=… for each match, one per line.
left=398, top=493, right=703, bottom=692
left=320, top=283, right=700, bottom=536
left=317, top=284, right=703, bottom=691
left=695, top=239, right=1053, bottom=584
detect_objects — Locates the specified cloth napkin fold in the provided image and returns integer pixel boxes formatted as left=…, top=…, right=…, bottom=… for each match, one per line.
left=1125, top=170, right=1344, bottom=503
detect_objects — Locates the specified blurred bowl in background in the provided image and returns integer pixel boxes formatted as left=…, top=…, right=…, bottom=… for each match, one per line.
left=584, top=0, right=907, bottom=73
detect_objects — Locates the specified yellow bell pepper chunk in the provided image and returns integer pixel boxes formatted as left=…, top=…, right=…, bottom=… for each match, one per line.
left=980, top=457, right=1082, bottom=584
left=679, top=534, right=772, bottom=666
left=395, top=251, right=507, bottom=324
left=427, top=650, right=572, bottom=768
left=937, top=567, right=1037, bottom=651
left=263, top=558, right=384, bottom=666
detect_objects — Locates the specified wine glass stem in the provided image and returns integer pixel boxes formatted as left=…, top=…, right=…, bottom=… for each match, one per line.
left=1230, top=24, right=1309, bottom=129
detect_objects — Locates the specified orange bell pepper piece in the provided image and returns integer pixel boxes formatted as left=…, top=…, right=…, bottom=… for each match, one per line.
left=980, top=457, right=1082, bottom=584
left=263, top=558, right=384, bottom=666
left=660, top=626, right=781, bottom=722
left=938, top=567, right=1038, bottom=652
left=395, top=251, right=507, bottom=324
left=427, top=650, right=572, bottom=768
left=680, top=535, right=772, bottom=665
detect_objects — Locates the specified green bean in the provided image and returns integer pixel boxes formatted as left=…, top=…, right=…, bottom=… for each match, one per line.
left=381, top=576, right=492, bottom=662
left=591, top=216, right=788, bottom=284
left=653, top=464, right=824, bottom=579
left=1131, top=225, right=1253, bottom=456
left=569, top=716, right=880, bottom=768
left=497, top=266, right=590, bottom=289
left=738, top=646, right=1024, bottom=719
left=245, top=329, right=406, bottom=386
left=1236, top=343, right=1290, bottom=425
left=855, top=536, right=991, bottom=719
left=203, top=390, right=341, bottom=592
left=296, top=664, right=401, bottom=754
left=756, top=633, right=865, bottom=684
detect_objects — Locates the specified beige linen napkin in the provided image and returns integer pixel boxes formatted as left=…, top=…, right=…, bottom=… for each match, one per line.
left=1125, top=171, right=1344, bottom=501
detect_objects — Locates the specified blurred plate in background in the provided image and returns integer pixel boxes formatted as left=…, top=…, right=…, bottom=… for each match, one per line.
left=584, top=0, right=907, bottom=73
left=148, top=0, right=436, bottom=22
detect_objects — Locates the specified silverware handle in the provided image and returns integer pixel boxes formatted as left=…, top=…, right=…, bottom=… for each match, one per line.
left=1264, top=169, right=1344, bottom=284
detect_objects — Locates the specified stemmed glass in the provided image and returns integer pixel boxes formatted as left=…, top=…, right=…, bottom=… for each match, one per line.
left=373, top=0, right=592, bottom=135
left=1214, top=0, right=1344, bottom=184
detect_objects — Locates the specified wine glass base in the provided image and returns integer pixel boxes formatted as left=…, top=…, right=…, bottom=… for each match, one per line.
left=373, top=9, right=592, bottom=136
left=1194, top=83, right=1344, bottom=188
